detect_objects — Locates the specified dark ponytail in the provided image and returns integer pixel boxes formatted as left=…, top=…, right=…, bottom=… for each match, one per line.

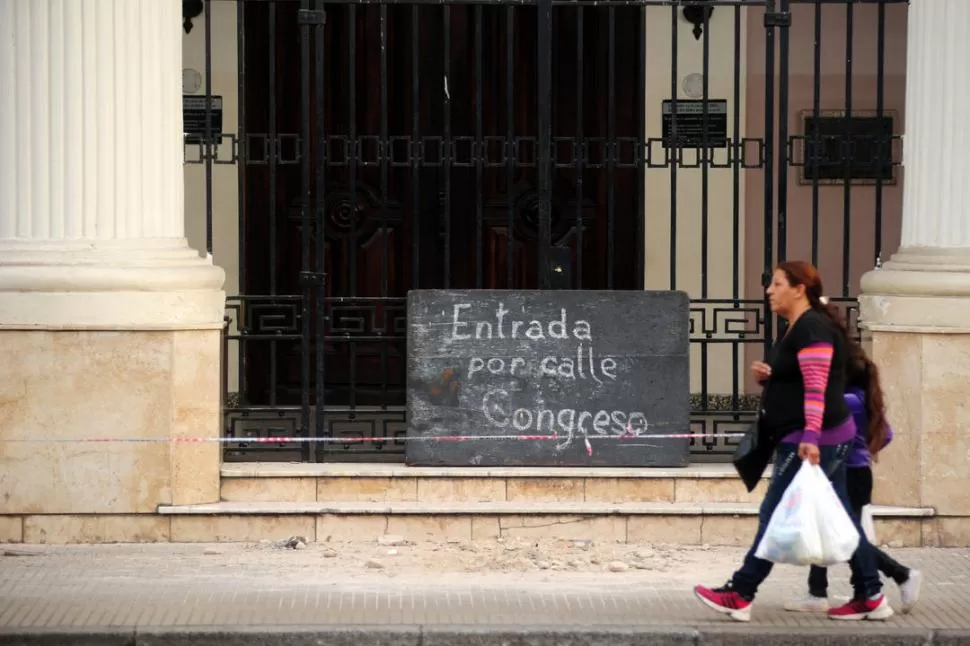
left=846, top=345, right=890, bottom=460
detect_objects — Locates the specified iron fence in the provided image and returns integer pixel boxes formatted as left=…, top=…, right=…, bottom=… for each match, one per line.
left=183, top=0, right=906, bottom=462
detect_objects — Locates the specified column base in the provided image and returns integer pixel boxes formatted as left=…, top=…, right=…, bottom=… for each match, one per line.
left=860, top=246, right=970, bottom=331
left=861, top=246, right=970, bottom=517
left=0, top=239, right=226, bottom=513
left=0, top=238, right=226, bottom=329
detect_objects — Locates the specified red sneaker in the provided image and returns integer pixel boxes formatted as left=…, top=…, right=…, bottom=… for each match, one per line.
left=694, top=582, right=752, bottom=622
left=827, top=595, right=894, bottom=621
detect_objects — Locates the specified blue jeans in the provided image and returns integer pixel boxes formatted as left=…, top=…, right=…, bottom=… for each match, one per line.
left=730, top=441, right=883, bottom=600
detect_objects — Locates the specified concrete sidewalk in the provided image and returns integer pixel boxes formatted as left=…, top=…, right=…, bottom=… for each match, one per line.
left=1, top=542, right=969, bottom=644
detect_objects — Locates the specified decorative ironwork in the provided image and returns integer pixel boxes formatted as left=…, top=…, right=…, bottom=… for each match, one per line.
left=183, top=0, right=204, bottom=34
left=190, top=0, right=907, bottom=461
left=682, top=4, right=714, bottom=42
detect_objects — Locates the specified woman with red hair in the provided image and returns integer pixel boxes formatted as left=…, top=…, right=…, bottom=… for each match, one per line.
left=694, top=261, right=891, bottom=622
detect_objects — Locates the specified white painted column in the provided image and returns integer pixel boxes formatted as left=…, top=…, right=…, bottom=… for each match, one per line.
left=860, top=0, right=970, bottom=330
left=0, top=0, right=224, bottom=329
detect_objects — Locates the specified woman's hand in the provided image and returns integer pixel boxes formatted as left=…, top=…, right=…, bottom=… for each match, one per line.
left=751, top=361, right=772, bottom=384
left=798, top=442, right=820, bottom=465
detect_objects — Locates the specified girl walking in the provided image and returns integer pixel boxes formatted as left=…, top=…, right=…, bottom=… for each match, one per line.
left=785, top=343, right=922, bottom=615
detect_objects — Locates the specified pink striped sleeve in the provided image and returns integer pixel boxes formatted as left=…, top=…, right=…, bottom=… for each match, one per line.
left=797, top=342, right=834, bottom=444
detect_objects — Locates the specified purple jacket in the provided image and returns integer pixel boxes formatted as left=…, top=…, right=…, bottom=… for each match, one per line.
left=845, top=386, right=894, bottom=468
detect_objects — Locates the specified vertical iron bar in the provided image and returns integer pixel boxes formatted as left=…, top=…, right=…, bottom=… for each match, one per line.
left=575, top=7, right=584, bottom=288
left=810, top=0, right=821, bottom=265
left=700, top=6, right=711, bottom=409
left=475, top=5, right=484, bottom=287
left=874, top=1, right=886, bottom=265
left=379, top=4, right=389, bottom=408
left=203, top=0, right=214, bottom=254
left=776, top=0, right=790, bottom=263
left=636, top=5, right=645, bottom=289
left=443, top=6, right=452, bottom=288
left=348, top=6, right=358, bottom=299
left=268, top=2, right=279, bottom=405
left=700, top=7, right=710, bottom=298
left=668, top=6, right=678, bottom=291
left=842, top=0, right=853, bottom=297
left=348, top=5, right=358, bottom=412
left=411, top=7, right=420, bottom=289
left=731, top=5, right=741, bottom=410
left=505, top=8, right=515, bottom=287
left=606, top=7, right=615, bottom=289
left=299, top=0, right=313, bottom=462
left=313, top=0, right=328, bottom=452
left=731, top=5, right=741, bottom=301
left=537, top=0, right=553, bottom=288
left=762, top=0, right=776, bottom=347
left=236, top=0, right=249, bottom=402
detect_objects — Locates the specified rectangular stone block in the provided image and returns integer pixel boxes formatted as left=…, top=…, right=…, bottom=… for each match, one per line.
left=0, top=516, right=23, bottom=543
left=872, top=519, right=922, bottom=547
left=416, top=477, right=506, bottom=502
left=0, top=329, right=223, bottom=515
left=0, top=331, right=174, bottom=514
left=583, top=478, right=675, bottom=503
left=137, top=627, right=422, bottom=646
left=698, top=627, right=932, bottom=646
left=0, top=629, right=136, bottom=646
left=221, top=477, right=317, bottom=502
left=700, top=515, right=756, bottom=547
left=316, top=514, right=388, bottom=542
left=496, top=515, right=626, bottom=541
left=470, top=516, right=501, bottom=539
left=922, top=517, right=970, bottom=548
left=23, top=515, right=170, bottom=544
left=384, top=515, right=473, bottom=541
left=423, top=627, right=697, bottom=646
left=170, top=331, right=222, bottom=506
left=317, top=477, right=417, bottom=502
left=627, top=516, right=702, bottom=544
left=170, top=515, right=314, bottom=543
left=674, top=478, right=765, bottom=504
left=506, top=478, right=585, bottom=502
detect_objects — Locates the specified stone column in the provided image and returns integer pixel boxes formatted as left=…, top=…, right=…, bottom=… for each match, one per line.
left=859, top=0, right=970, bottom=546
left=0, top=0, right=225, bottom=536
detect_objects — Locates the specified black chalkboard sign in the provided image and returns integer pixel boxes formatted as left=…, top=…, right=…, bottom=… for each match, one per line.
left=406, top=290, right=690, bottom=467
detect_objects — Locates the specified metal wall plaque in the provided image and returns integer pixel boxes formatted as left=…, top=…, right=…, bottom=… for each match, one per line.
left=183, top=95, right=223, bottom=144
left=662, top=99, right=728, bottom=149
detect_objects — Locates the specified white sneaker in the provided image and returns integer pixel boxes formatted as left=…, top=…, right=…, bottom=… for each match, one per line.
left=899, top=569, right=923, bottom=614
left=784, top=594, right=830, bottom=613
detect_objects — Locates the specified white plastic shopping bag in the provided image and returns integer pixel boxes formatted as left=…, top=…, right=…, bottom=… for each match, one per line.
left=755, top=461, right=824, bottom=565
left=755, top=460, right=860, bottom=566
left=812, top=465, right=861, bottom=566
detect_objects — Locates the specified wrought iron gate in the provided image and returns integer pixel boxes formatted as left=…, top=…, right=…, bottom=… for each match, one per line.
left=183, top=0, right=905, bottom=463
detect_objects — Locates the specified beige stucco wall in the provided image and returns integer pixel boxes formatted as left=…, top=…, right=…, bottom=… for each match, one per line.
left=183, top=3, right=241, bottom=392
left=643, top=6, right=749, bottom=397
left=743, top=2, right=906, bottom=391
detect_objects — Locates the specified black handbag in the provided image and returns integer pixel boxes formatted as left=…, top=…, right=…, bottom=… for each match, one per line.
left=733, top=350, right=779, bottom=492
left=732, top=408, right=775, bottom=493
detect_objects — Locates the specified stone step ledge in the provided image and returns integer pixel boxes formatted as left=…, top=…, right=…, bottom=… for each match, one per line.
left=158, top=500, right=936, bottom=518
left=221, top=462, right=767, bottom=480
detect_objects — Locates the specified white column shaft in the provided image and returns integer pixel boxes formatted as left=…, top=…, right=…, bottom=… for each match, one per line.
left=0, top=0, right=183, bottom=241
left=900, top=0, right=970, bottom=249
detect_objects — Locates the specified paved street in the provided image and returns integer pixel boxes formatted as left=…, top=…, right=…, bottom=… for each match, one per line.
left=1, top=542, right=969, bottom=640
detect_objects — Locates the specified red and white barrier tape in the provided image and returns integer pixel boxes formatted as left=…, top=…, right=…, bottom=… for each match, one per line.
left=0, top=432, right=745, bottom=444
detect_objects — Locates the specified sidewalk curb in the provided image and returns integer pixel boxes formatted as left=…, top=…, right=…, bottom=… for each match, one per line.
left=0, top=625, right=965, bottom=645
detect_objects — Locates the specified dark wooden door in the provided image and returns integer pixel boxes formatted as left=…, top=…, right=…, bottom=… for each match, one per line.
left=241, top=0, right=643, bottom=408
